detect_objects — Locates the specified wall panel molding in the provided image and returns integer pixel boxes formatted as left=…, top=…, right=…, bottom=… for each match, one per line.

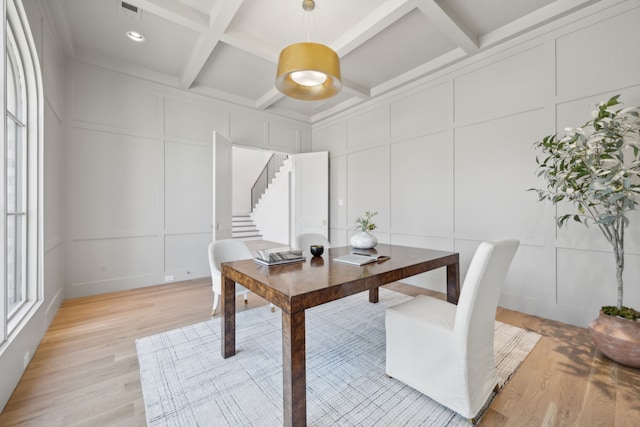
left=314, top=4, right=640, bottom=327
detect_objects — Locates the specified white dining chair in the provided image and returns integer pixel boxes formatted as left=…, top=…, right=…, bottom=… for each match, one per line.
left=385, top=239, right=520, bottom=422
left=208, top=240, right=252, bottom=317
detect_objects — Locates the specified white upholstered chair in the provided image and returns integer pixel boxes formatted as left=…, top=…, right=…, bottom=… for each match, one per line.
left=385, top=239, right=519, bottom=421
left=295, top=233, right=331, bottom=253
left=208, top=240, right=251, bottom=316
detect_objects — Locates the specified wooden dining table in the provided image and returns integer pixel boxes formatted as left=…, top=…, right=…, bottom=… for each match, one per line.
left=221, top=243, right=460, bottom=427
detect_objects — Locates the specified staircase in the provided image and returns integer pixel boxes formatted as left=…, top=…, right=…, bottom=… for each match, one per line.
left=236, top=153, right=289, bottom=242
left=251, top=153, right=289, bottom=212
left=232, top=214, right=262, bottom=240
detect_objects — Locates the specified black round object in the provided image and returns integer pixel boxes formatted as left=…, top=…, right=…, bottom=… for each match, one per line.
left=310, top=245, right=324, bottom=257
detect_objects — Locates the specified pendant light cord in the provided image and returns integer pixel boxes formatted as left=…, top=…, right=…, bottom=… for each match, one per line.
left=301, top=0, right=316, bottom=43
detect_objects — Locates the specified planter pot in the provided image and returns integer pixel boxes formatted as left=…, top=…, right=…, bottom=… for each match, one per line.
left=588, top=310, right=640, bottom=368
left=350, top=231, right=377, bottom=249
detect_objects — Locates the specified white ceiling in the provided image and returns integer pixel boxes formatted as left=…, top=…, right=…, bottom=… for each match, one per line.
left=46, top=0, right=602, bottom=123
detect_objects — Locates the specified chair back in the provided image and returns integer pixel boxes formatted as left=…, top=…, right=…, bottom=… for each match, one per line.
left=295, top=233, right=331, bottom=252
left=454, top=240, right=519, bottom=348
left=208, top=240, right=253, bottom=292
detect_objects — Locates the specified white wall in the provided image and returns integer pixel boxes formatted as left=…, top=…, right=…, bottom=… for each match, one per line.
left=314, top=1, right=640, bottom=327
left=0, top=0, right=66, bottom=412
left=65, top=62, right=311, bottom=298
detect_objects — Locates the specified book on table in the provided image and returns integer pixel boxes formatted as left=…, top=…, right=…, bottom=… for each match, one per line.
left=254, top=247, right=305, bottom=266
left=253, top=257, right=305, bottom=266
left=333, top=251, right=390, bottom=266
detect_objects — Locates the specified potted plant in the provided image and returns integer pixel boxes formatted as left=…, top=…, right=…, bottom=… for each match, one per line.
left=351, top=210, right=378, bottom=249
left=531, top=95, right=640, bottom=367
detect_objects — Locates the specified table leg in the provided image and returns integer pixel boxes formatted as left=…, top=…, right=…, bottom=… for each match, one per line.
left=369, top=287, right=379, bottom=303
left=282, top=310, right=306, bottom=427
left=221, top=275, right=236, bottom=358
left=446, top=259, right=460, bottom=304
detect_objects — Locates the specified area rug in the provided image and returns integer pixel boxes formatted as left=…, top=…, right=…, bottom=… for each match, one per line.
left=136, top=289, right=540, bottom=426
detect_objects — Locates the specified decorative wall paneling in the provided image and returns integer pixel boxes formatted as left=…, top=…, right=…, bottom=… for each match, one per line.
left=313, top=2, right=640, bottom=327
left=66, top=61, right=311, bottom=298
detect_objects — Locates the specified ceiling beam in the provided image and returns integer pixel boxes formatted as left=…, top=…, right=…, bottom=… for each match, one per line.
left=220, top=31, right=280, bottom=64
left=340, top=78, right=371, bottom=99
left=414, top=0, right=479, bottom=53
left=333, top=0, right=415, bottom=57
left=124, top=0, right=209, bottom=33
left=479, top=0, right=600, bottom=48
left=256, top=88, right=283, bottom=110
left=179, top=0, right=245, bottom=90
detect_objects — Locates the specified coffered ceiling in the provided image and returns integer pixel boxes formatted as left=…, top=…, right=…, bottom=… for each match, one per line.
left=46, top=0, right=602, bottom=123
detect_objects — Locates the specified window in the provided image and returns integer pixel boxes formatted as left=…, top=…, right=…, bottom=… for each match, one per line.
left=6, top=25, right=27, bottom=319
left=2, top=0, right=43, bottom=344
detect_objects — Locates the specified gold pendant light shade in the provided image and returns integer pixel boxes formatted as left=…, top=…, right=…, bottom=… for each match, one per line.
left=276, top=42, right=341, bottom=100
left=275, top=1, right=341, bottom=100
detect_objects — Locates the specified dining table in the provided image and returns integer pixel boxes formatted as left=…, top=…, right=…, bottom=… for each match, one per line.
left=221, top=243, right=460, bottom=427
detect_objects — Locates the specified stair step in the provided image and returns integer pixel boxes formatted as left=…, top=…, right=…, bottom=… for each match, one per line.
left=233, top=231, right=262, bottom=238
left=233, top=227, right=257, bottom=233
left=233, top=235, right=263, bottom=241
left=233, top=230, right=261, bottom=235
left=233, top=223, right=256, bottom=228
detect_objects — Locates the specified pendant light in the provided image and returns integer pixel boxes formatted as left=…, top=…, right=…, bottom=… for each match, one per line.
left=275, top=0, right=341, bottom=101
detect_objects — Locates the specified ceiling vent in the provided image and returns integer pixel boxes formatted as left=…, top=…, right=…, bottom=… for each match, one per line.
left=119, top=1, right=142, bottom=20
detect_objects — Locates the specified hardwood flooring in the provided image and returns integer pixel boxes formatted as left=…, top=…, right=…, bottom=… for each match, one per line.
left=0, top=240, right=638, bottom=426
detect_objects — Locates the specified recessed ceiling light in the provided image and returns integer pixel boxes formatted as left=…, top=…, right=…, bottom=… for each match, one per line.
left=126, top=31, right=145, bottom=42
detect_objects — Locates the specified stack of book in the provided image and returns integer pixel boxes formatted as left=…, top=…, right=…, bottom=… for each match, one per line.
left=254, top=247, right=305, bottom=266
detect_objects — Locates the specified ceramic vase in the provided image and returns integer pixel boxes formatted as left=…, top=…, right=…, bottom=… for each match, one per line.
left=588, top=310, right=640, bottom=368
left=351, top=231, right=377, bottom=249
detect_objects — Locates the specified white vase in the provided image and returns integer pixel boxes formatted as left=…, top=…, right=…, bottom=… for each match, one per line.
left=351, top=231, right=377, bottom=249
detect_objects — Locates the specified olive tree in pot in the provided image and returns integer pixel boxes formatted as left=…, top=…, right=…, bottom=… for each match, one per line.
left=532, top=95, right=640, bottom=368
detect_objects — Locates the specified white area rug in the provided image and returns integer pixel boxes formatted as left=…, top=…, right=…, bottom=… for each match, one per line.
left=136, top=289, right=540, bottom=426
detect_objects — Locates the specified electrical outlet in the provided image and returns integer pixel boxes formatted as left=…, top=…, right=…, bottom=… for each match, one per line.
left=164, top=275, right=174, bottom=282
left=23, top=351, right=30, bottom=369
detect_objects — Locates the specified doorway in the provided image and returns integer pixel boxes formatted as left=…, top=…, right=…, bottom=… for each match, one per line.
left=213, top=132, right=328, bottom=247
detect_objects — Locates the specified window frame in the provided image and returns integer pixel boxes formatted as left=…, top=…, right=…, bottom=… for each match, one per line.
left=2, top=0, right=43, bottom=345
left=6, top=24, right=28, bottom=320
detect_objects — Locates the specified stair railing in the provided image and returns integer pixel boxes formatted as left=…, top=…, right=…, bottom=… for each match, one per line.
left=251, top=153, right=289, bottom=212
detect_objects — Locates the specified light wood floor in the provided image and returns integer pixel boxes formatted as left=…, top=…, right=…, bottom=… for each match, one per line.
left=1, top=241, right=638, bottom=426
